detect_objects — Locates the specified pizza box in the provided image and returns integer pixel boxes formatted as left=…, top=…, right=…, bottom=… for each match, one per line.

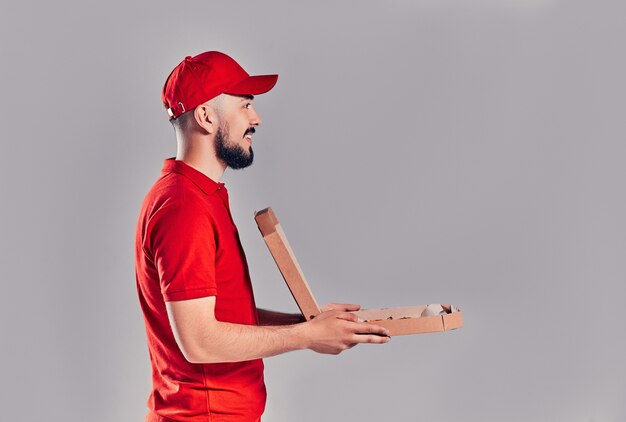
left=254, top=207, right=463, bottom=336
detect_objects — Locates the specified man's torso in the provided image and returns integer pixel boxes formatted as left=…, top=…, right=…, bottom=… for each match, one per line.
left=135, top=158, right=265, bottom=421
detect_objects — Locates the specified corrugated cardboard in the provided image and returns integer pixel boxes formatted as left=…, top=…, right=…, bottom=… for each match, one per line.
left=254, top=207, right=463, bottom=336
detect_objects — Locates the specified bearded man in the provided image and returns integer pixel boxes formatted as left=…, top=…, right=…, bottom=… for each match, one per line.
left=134, top=51, right=389, bottom=422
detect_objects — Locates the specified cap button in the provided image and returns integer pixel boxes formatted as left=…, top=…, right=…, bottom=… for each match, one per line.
left=185, top=56, right=192, bottom=61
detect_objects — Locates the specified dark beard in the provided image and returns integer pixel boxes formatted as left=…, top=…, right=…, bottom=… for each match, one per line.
left=215, top=122, right=254, bottom=170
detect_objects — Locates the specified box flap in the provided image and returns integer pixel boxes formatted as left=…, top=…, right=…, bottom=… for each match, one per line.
left=254, top=207, right=321, bottom=320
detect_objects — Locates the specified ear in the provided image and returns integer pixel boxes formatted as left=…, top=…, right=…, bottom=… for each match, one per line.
left=193, top=103, right=219, bottom=134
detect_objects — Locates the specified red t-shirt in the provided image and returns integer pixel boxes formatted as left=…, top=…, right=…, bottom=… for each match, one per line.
left=135, top=158, right=266, bottom=421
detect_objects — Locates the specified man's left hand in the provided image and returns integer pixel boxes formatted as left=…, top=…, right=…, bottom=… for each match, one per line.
left=320, top=303, right=361, bottom=313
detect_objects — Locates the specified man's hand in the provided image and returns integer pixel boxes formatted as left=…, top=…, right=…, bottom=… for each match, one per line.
left=320, top=302, right=361, bottom=313
left=297, top=308, right=390, bottom=355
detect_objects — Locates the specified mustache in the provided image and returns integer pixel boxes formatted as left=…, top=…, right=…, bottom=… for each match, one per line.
left=244, top=127, right=256, bottom=136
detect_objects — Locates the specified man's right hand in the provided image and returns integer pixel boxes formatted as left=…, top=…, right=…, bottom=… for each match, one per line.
left=298, top=309, right=390, bottom=355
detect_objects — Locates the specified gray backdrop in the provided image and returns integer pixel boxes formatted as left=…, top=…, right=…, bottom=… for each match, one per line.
left=1, top=0, right=624, bottom=421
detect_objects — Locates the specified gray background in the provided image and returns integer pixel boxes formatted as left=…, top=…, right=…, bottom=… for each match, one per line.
left=1, top=0, right=624, bottom=421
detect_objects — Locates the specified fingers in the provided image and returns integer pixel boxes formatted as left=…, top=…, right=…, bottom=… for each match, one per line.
left=350, top=322, right=390, bottom=345
left=332, top=314, right=389, bottom=337
left=341, top=318, right=391, bottom=344
left=334, top=312, right=359, bottom=323
left=341, top=303, right=361, bottom=311
left=321, top=303, right=361, bottom=312
left=351, top=334, right=391, bottom=344
left=354, top=322, right=389, bottom=337
left=305, top=313, right=391, bottom=355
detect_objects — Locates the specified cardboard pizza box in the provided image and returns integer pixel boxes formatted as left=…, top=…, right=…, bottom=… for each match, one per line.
left=254, top=207, right=463, bottom=336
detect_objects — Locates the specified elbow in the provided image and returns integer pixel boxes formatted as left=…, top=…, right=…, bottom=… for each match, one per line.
left=183, top=351, right=231, bottom=365
left=171, top=319, right=225, bottom=363
left=171, top=331, right=207, bottom=364
left=179, top=346, right=204, bottom=364
left=176, top=340, right=216, bottom=364
left=177, top=338, right=231, bottom=364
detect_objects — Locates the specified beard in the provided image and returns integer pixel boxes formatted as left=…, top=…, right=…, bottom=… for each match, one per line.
left=215, top=121, right=254, bottom=170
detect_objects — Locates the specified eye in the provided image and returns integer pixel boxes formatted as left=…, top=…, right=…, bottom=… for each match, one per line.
left=244, top=103, right=252, bottom=110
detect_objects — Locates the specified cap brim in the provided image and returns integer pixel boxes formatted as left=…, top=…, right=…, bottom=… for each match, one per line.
left=225, top=74, right=278, bottom=96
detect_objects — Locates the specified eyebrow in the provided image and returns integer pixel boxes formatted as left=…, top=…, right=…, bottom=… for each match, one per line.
left=240, top=95, right=254, bottom=101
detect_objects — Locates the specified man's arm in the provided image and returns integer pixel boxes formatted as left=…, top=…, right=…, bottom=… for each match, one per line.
left=256, top=303, right=358, bottom=326
left=167, top=296, right=389, bottom=364
left=257, top=308, right=304, bottom=326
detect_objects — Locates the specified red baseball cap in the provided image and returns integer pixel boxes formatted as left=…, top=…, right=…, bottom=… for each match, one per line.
left=162, top=51, right=278, bottom=119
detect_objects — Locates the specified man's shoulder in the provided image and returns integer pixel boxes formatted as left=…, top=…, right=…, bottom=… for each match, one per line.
left=150, top=171, right=199, bottom=199
left=149, top=169, right=220, bottom=206
left=139, top=172, right=212, bottom=222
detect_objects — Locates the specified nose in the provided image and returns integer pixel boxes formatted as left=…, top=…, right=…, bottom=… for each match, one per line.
left=249, top=108, right=262, bottom=126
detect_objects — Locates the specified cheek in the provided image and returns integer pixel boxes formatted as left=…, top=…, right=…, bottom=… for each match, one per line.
left=236, top=117, right=249, bottom=135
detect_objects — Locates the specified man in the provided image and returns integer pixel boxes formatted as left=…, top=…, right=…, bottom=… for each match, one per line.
left=135, top=51, right=390, bottom=422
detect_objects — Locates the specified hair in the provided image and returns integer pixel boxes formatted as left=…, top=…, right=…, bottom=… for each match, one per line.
left=169, top=109, right=195, bottom=133
left=169, top=95, right=225, bottom=134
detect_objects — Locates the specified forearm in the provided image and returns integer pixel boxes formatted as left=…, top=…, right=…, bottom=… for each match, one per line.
left=183, top=320, right=308, bottom=363
left=257, top=308, right=305, bottom=326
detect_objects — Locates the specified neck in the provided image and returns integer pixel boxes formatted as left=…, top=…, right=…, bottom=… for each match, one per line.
left=175, top=133, right=227, bottom=182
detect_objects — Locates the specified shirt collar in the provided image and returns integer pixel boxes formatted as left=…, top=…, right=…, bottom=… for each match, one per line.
left=161, top=158, right=226, bottom=196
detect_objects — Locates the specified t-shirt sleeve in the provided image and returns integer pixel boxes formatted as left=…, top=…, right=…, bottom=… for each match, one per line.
left=148, top=196, right=218, bottom=302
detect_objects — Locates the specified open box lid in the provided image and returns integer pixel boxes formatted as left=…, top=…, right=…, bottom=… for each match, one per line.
left=254, top=207, right=463, bottom=335
left=254, top=207, right=321, bottom=320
